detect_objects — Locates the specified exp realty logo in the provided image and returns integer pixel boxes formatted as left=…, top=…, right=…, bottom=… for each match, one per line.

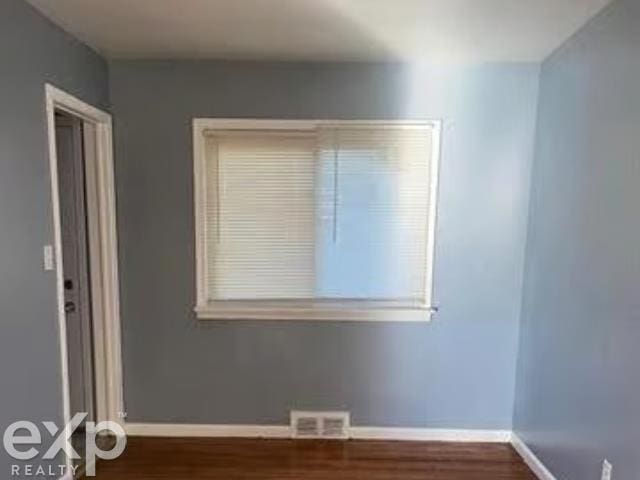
left=3, top=413, right=126, bottom=477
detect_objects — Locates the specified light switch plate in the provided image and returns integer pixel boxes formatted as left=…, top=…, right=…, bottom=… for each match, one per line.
left=43, top=245, right=55, bottom=271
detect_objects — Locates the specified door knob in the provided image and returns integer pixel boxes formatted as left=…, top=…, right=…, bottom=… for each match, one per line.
left=64, top=301, right=76, bottom=313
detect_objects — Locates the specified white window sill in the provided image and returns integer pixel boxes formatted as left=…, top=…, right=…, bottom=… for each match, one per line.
left=194, top=301, right=436, bottom=322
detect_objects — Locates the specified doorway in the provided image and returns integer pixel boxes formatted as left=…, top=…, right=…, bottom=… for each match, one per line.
left=55, top=111, right=96, bottom=472
left=45, top=85, right=124, bottom=476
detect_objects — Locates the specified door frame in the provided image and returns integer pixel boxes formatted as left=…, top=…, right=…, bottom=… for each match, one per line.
left=45, top=84, right=124, bottom=440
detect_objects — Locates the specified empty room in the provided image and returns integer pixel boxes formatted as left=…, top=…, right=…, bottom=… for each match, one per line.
left=1, top=0, right=638, bottom=479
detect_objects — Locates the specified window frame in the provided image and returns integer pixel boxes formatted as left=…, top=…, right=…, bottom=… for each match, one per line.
left=193, top=118, right=442, bottom=322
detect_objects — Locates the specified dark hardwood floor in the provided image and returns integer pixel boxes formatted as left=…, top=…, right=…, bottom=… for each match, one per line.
left=93, top=437, right=537, bottom=479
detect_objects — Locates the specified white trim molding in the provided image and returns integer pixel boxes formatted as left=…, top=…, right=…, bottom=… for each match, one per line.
left=125, top=422, right=510, bottom=443
left=511, top=434, right=557, bottom=480
left=350, top=427, right=511, bottom=443
left=45, top=84, right=125, bottom=457
left=194, top=302, right=437, bottom=322
left=126, top=423, right=292, bottom=439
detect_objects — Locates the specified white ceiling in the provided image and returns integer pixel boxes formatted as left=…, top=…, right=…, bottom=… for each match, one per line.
left=27, top=0, right=612, bottom=63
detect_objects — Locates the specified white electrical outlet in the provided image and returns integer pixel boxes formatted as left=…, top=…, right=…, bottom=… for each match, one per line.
left=601, top=459, right=612, bottom=480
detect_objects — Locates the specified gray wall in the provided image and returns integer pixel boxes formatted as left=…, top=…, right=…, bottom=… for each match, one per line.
left=513, top=0, right=640, bottom=478
left=0, top=0, right=109, bottom=475
left=109, top=61, right=540, bottom=428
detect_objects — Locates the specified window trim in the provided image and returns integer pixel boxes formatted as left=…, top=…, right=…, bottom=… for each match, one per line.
left=193, top=118, right=442, bottom=322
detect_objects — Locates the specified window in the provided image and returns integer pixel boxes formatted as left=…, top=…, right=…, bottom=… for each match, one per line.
left=193, top=120, right=440, bottom=321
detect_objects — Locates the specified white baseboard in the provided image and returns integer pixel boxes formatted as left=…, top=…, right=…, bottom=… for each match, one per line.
left=125, top=423, right=291, bottom=438
left=511, top=434, right=557, bottom=480
left=125, top=422, right=511, bottom=443
left=350, top=427, right=511, bottom=443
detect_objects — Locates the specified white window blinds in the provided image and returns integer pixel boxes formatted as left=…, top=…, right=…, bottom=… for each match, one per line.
left=205, top=134, right=316, bottom=300
left=196, top=121, right=439, bottom=320
left=315, top=127, right=433, bottom=303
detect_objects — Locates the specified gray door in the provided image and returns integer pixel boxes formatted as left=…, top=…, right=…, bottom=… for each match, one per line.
left=55, top=111, right=96, bottom=427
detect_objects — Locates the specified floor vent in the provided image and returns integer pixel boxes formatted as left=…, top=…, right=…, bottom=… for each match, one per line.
left=291, top=411, right=350, bottom=439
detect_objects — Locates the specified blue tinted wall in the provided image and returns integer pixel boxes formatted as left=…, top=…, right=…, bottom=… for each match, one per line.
left=110, top=61, right=539, bottom=427
left=514, top=0, right=640, bottom=477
